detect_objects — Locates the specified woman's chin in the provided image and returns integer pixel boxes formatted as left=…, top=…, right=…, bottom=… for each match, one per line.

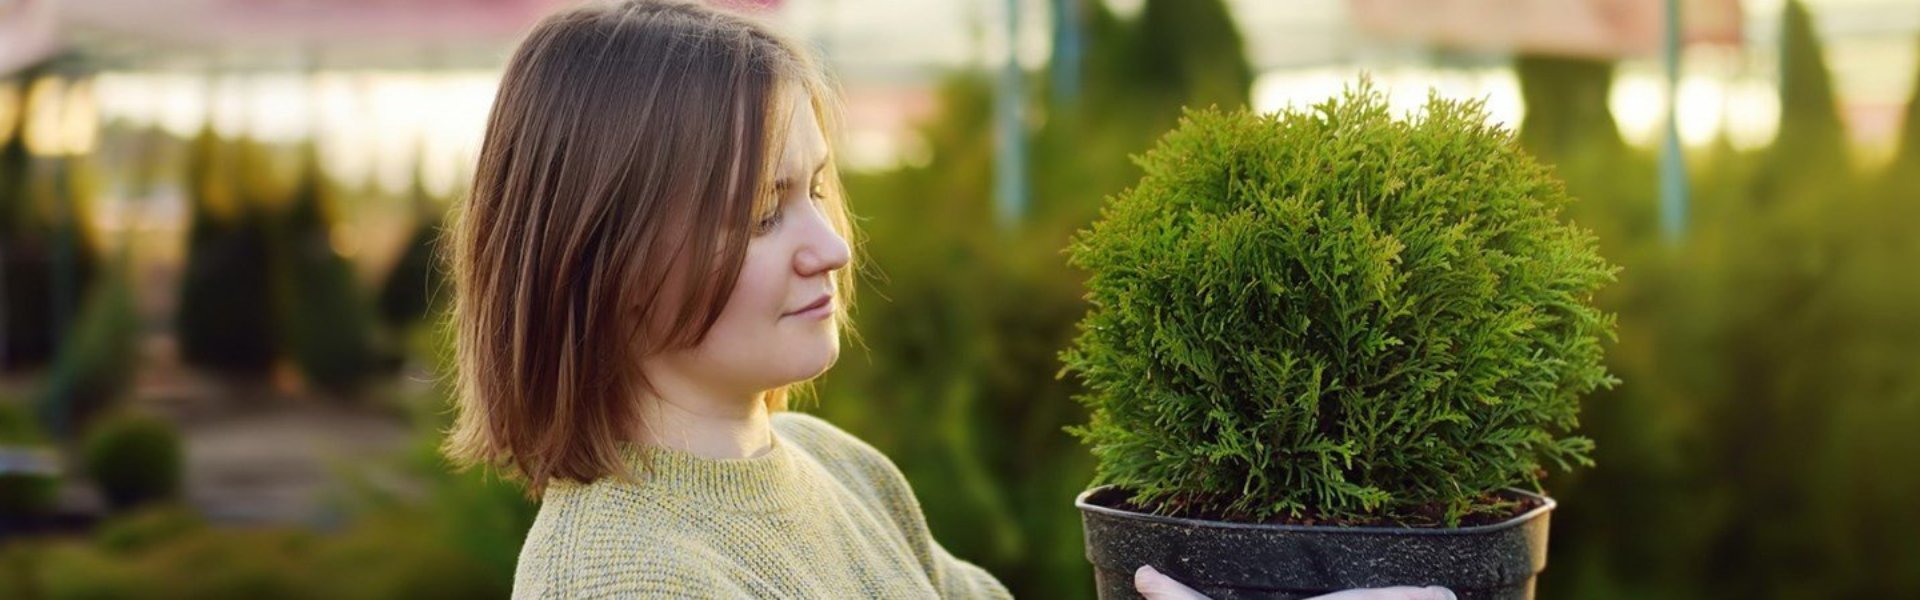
left=802, top=346, right=840, bottom=379
left=765, top=323, right=839, bottom=381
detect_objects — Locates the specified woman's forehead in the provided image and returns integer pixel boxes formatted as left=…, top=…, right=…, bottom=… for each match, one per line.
left=777, top=93, right=828, bottom=176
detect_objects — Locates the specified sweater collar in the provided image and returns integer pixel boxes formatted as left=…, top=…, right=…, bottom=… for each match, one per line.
left=616, top=429, right=810, bottom=513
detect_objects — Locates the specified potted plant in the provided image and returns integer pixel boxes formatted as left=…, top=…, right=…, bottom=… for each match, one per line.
left=1059, top=79, right=1619, bottom=600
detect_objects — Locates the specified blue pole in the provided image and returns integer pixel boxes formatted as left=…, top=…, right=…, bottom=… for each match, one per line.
left=1659, top=0, right=1689, bottom=242
left=995, top=0, right=1027, bottom=228
left=1051, top=0, right=1082, bottom=107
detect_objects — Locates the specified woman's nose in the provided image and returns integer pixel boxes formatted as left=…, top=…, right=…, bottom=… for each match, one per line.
left=795, top=222, right=850, bottom=276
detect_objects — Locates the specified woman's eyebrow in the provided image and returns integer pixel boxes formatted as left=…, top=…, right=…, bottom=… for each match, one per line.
left=774, top=159, right=829, bottom=190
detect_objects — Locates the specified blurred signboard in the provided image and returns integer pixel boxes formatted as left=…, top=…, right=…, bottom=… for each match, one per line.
left=1349, top=0, right=1743, bottom=58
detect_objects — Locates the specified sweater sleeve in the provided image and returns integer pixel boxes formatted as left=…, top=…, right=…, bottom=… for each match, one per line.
left=861, top=450, right=1014, bottom=600
left=776, top=412, right=1015, bottom=600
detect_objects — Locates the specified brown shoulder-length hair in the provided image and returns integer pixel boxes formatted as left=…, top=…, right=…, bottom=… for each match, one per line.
left=441, top=0, right=860, bottom=497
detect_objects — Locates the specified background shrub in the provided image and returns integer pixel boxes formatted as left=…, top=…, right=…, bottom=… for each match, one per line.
left=0, top=67, right=102, bottom=373
left=270, top=144, right=382, bottom=394
left=175, top=126, right=279, bottom=377
left=35, top=257, right=140, bottom=437
left=81, top=412, right=183, bottom=512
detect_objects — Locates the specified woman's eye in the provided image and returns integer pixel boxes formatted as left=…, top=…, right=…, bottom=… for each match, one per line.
left=755, top=181, right=826, bottom=236
left=753, top=206, right=783, bottom=235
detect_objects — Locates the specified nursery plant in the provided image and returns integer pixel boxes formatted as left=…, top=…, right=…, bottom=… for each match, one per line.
left=82, top=411, right=183, bottom=512
left=1059, top=79, right=1619, bottom=599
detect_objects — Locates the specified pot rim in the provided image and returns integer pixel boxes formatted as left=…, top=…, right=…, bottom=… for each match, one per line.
left=1075, top=484, right=1555, bottom=536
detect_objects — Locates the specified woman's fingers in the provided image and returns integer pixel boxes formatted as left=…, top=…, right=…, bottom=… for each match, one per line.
left=1132, top=565, right=1458, bottom=600
left=1306, top=586, right=1457, bottom=600
left=1134, top=565, right=1212, bottom=600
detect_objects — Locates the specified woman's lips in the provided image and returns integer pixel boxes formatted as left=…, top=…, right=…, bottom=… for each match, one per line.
left=785, top=294, right=832, bottom=318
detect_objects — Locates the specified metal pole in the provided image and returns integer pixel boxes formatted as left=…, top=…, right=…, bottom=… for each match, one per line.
left=1050, top=0, right=1082, bottom=107
left=995, top=0, right=1028, bottom=228
left=1659, top=0, right=1690, bottom=242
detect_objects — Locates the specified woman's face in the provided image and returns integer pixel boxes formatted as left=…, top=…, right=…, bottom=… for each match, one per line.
left=647, top=91, right=849, bottom=402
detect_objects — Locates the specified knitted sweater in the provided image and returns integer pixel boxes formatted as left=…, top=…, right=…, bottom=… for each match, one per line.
left=512, top=411, right=1015, bottom=599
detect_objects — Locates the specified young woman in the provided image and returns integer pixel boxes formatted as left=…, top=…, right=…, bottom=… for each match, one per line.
left=443, top=1, right=1453, bottom=599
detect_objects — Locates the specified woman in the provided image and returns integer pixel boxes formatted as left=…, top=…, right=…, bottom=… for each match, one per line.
left=443, top=1, right=1454, bottom=599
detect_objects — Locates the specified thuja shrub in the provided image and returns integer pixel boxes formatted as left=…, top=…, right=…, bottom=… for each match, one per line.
left=1059, top=80, right=1619, bottom=527
left=83, top=412, right=183, bottom=512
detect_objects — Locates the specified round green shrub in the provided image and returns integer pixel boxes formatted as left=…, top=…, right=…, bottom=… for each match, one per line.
left=81, top=412, right=183, bottom=512
left=1059, top=79, right=1620, bottom=527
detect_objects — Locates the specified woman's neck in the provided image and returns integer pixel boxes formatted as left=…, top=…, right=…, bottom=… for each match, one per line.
left=634, top=387, right=776, bottom=460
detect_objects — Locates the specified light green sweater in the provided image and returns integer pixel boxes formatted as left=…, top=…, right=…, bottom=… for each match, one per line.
left=512, top=411, right=1014, bottom=599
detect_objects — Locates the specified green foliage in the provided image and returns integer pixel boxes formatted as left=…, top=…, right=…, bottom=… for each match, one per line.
left=0, top=471, right=59, bottom=520
left=0, top=75, right=28, bottom=233
left=22, top=541, right=152, bottom=599
left=1514, top=55, right=1625, bottom=164
left=0, top=400, right=60, bottom=518
left=311, top=512, right=511, bottom=599
left=31, top=526, right=318, bottom=600
left=1, top=71, right=101, bottom=370
left=1064, top=0, right=1253, bottom=212
left=1124, top=0, right=1252, bottom=126
left=176, top=125, right=278, bottom=376
left=321, top=315, right=533, bottom=598
left=1755, top=0, right=1850, bottom=205
left=0, top=496, right=516, bottom=600
left=0, top=75, right=59, bottom=370
left=4, top=505, right=307, bottom=599
left=35, top=257, right=140, bottom=436
left=376, top=169, right=450, bottom=332
left=376, top=221, right=445, bottom=330
left=0, top=399, right=44, bottom=442
left=1519, top=10, right=1920, bottom=596
left=1059, top=81, right=1620, bottom=526
left=177, top=128, right=387, bottom=392
left=81, top=412, right=183, bottom=512
left=91, top=505, right=206, bottom=554
left=271, top=143, right=382, bottom=393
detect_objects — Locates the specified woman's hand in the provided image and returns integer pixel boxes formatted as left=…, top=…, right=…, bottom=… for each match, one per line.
left=1134, top=565, right=1457, bottom=600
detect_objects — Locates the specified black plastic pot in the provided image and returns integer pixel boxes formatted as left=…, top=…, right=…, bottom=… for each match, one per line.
left=1076, top=485, right=1554, bottom=600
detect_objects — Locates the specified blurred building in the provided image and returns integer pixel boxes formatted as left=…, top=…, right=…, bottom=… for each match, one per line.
left=2, top=0, right=1917, bottom=224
